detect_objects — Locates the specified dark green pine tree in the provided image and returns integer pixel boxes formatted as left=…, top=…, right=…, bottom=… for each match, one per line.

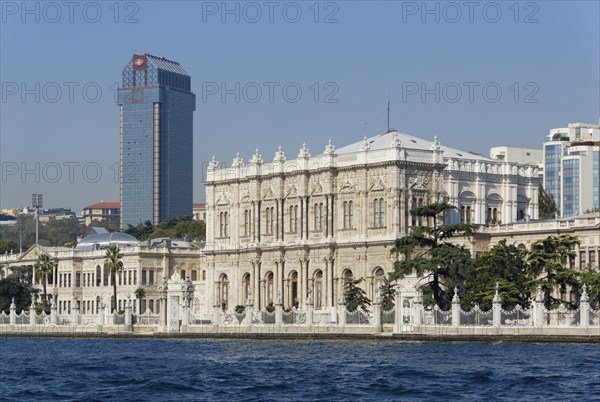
left=343, top=278, right=371, bottom=312
left=538, top=184, right=559, bottom=220
left=390, top=202, right=477, bottom=310
left=463, top=239, right=534, bottom=310
left=528, top=234, right=580, bottom=308
left=379, top=277, right=396, bottom=311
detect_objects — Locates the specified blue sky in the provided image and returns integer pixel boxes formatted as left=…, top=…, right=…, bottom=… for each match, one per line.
left=1, top=0, right=598, bottom=212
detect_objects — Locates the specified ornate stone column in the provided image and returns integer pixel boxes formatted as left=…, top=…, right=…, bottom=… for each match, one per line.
left=580, top=285, right=590, bottom=328
left=212, top=301, right=221, bottom=326
left=9, top=298, right=16, bottom=325
left=337, top=293, right=346, bottom=327
left=244, top=293, right=254, bottom=325
left=73, top=299, right=81, bottom=325
left=305, top=291, right=314, bottom=326
left=50, top=297, right=58, bottom=325
left=533, top=285, right=544, bottom=327
left=372, top=291, right=381, bottom=332
left=451, top=287, right=460, bottom=327
left=275, top=292, right=283, bottom=325
left=124, top=298, right=132, bottom=328
left=492, top=284, right=501, bottom=327
left=29, top=300, right=36, bottom=328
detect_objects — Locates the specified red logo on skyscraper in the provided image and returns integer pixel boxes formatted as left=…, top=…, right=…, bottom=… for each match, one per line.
left=132, top=54, right=147, bottom=70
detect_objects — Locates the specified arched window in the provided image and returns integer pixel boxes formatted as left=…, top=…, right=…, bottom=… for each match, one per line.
left=374, top=198, right=385, bottom=227
left=418, top=198, right=423, bottom=226
left=289, top=205, right=298, bottom=233
left=314, top=270, right=323, bottom=309
left=224, top=212, right=228, bottom=237
left=219, top=212, right=224, bottom=238
left=348, top=201, right=354, bottom=228
left=373, top=267, right=385, bottom=300
left=290, top=271, right=298, bottom=308
left=219, top=274, right=229, bottom=311
left=343, top=201, right=349, bottom=229
left=266, top=272, right=274, bottom=304
left=244, top=210, right=249, bottom=236
left=374, top=199, right=379, bottom=227
left=411, top=197, right=417, bottom=226
left=314, top=203, right=323, bottom=231
left=343, top=269, right=353, bottom=283
left=242, top=273, right=251, bottom=302
left=266, top=207, right=275, bottom=235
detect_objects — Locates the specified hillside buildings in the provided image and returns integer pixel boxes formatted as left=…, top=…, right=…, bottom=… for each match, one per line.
left=82, top=202, right=120, bottom=226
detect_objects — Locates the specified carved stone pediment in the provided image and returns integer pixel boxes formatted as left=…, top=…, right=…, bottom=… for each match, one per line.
left=286, top=185, right=298, bottom=198
left=369, top=177, right=387, bottom=192
left=216, top=193, right=231, bottom=206
left=310, top=182, right=323, bottom=195
left=262, top=187, right=274, bottom=200
left=339, top=180, right=357, bottom=194
left=408, top=176, right=429, bottom=190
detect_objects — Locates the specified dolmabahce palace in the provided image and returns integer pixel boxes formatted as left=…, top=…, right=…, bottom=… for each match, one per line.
left=2, top=130, right=599, bottom=320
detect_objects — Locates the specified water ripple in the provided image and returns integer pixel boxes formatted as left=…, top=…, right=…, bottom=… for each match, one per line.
left=0, top=338, right=598, bottom=401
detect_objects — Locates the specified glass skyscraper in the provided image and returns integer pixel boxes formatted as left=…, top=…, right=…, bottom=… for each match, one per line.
left=542, top=123, right=600, bottom=218
left=118, top=54, right=196, bottom=228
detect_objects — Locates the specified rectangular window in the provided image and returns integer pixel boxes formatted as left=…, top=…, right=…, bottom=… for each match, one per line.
left=149, top=300, right=154, bottom=313
left=142, top=269, right=147, bottom=285
left=76, top=273, right=81, bottom=288
left=149, top=270, right=154, bottom=285
left=579, top=251, right=587, bottom=270
left=191, top=270, right=197, bottom=281
left=590, top=251, right=597, bottom=268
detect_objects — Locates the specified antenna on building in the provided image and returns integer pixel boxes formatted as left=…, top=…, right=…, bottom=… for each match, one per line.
left=387, top=94, right=390, bottom=132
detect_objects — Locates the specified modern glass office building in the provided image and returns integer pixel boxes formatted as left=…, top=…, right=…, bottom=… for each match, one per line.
left=118, top=54, right=196, bottom=228
left=543, top=123, right=600, bottom=218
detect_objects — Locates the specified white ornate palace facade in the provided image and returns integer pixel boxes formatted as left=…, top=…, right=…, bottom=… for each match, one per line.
left=3, top=130, right=599, bottom=319
left=203, top=130, right=540, bottom=312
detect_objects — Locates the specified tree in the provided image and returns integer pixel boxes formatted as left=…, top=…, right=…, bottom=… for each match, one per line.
left=343, top=278, right=371, bottom=312
left=538, top=184, right=558, bottom=219
left=0, top=240, right=19, bottom=254
left=34, top=253, right=57, bottom=302
left=0, top=274, right=36, bottom=314
left=104, top=246, right=124, bottom=312
left=124, top=220, right=154, bottom=241
left=134, top=287, right=146, bottom=314
left=579, top=266, right=600, bottom=309
left=379, top=277, right=396, bottom=311
left=464, top=240, right=534, bottom=310
left=390, top=202, right=477, bottom=309
left=528, top=234, right=580, bottom=308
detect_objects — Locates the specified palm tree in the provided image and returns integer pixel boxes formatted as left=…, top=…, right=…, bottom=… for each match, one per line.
left=134, top=287, right=146, bottom=314
left=34, top=254, right=57, bottom=302
left=104, top=246, right=124, bottom=313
